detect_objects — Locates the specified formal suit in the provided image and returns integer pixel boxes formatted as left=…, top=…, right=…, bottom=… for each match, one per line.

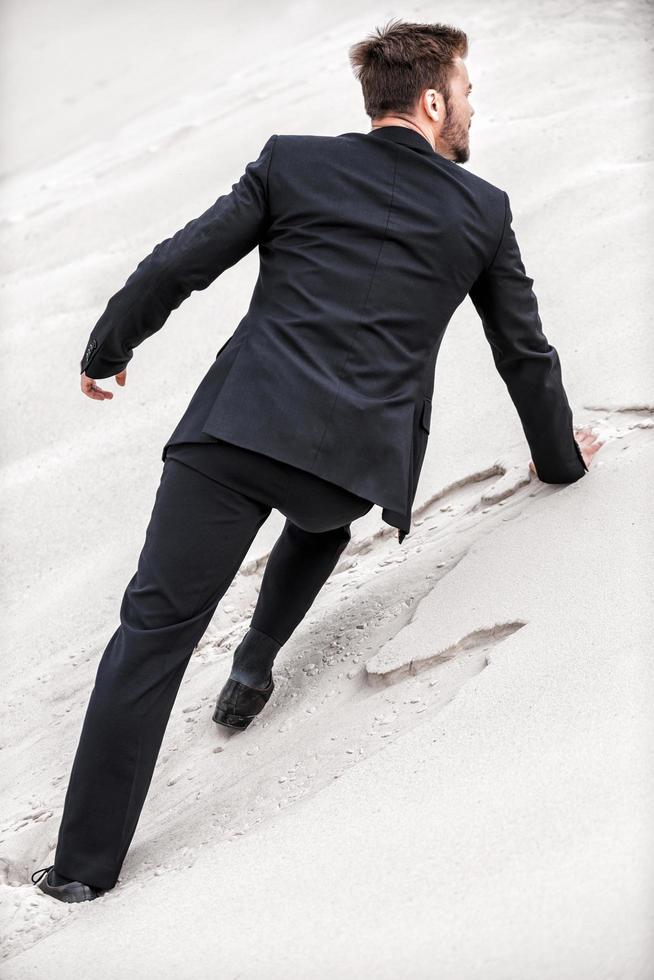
left=80, top=125, right=588, bottom=544
left=59, top=126, right=589, bottom=890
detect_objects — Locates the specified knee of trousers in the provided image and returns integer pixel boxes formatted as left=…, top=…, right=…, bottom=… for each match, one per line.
left=118, top=579, right=219, bottom=645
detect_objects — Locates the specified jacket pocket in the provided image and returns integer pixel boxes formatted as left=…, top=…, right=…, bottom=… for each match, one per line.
left=420, top=396, right=432, bottom=433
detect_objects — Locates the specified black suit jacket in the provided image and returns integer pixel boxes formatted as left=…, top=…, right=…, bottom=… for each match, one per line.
left=80, top=125, right=587, bottom=543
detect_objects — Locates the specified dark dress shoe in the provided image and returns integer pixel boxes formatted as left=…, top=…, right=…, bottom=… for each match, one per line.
left=213, top=673, right=274, bottom=730
left=31, top=865, right=105, bottom=903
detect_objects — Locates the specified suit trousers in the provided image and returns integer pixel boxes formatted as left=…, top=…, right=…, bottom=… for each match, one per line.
left=53, top=439, right=374, bottom=891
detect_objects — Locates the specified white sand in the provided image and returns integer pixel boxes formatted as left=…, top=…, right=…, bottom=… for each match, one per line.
left=1, top=0, right=652, bottom=976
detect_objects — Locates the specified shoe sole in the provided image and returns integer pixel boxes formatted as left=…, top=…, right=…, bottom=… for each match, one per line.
left=37, top=878, right=104, bottom=903
left=212, top=676, right=274, bottom=730
left=212, top=705, right=256, bottom=730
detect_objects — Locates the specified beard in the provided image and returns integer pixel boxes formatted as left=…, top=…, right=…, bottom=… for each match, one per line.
left=440, top=96, right=470, bottom=163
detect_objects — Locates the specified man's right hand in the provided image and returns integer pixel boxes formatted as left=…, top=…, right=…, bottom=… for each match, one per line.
left=528, top=426, right=604, bottom=478
left=81, top=369, right=128, bottom=401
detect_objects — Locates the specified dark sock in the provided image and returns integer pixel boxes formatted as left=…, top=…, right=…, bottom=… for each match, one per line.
left=228, top=626, right=281, bottom=689
left=51, top=868, right=76, bottom=885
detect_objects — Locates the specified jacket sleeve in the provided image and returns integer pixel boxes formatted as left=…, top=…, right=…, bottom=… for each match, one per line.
left=80, top=134, right=278, bottom=379
left=468, top=190, right=587, bottom=483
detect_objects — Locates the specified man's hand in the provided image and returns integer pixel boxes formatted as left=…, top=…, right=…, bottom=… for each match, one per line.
left=529, top=426, right=604, bottom=478
left=81, top=369, right=127, bottom=400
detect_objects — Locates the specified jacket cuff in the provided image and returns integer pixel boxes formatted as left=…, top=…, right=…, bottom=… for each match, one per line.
left=573, top=438, right=589, bottom=472
left=80, top=337, right=98, bottom=374
left=80, top=337, right=131, bottom=378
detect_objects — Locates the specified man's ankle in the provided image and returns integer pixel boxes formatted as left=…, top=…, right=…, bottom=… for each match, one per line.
left=229, top=627, right=280, bottom=689
left=228, top=666, right=272, bottom=690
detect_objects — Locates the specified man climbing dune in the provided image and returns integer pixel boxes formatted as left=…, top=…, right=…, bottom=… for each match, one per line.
left=32, top=17, right=602, bottom=903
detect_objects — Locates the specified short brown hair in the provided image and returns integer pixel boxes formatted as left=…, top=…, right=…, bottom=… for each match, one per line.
left=348, top=18, right=468, bottom=121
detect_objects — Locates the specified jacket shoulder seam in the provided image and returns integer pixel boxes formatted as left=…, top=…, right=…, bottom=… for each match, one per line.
left=486, top=190, right=509, bottom=272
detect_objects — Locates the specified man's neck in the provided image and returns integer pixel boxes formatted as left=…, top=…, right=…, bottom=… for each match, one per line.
left=371, top=116, right=436, bottom=152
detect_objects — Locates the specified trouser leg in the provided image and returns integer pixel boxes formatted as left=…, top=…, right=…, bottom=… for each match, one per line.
left=53, top=457, right=271, bottom=890
left=161, top=441, right=374, bottom=690
left=229, top=520, right=352, bottom=687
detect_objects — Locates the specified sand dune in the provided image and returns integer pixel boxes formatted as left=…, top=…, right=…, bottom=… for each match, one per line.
left=1, top=0, right=652, bottom=975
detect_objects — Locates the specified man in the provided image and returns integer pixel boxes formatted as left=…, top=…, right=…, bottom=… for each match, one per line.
left=32, top=18, right=602, bottom=902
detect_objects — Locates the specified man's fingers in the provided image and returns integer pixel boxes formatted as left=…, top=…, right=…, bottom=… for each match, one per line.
left=574, top=426, right=603, bottom=448
left=572, top=426, right=606, bottom=471
left=80, top=368, right=128, bottom=399
left=574, top=427, right=592, bottom=446
left=86, top=385, right=114, bottom=400
left=574, top=427, right=605, bottom=455
left=80, top=373, right=114, bottom=399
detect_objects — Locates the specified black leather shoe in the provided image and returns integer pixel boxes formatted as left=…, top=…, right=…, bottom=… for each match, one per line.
left=212, top=673, right=274, bottom=730
left=31, top=865, right=105, bottom=903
